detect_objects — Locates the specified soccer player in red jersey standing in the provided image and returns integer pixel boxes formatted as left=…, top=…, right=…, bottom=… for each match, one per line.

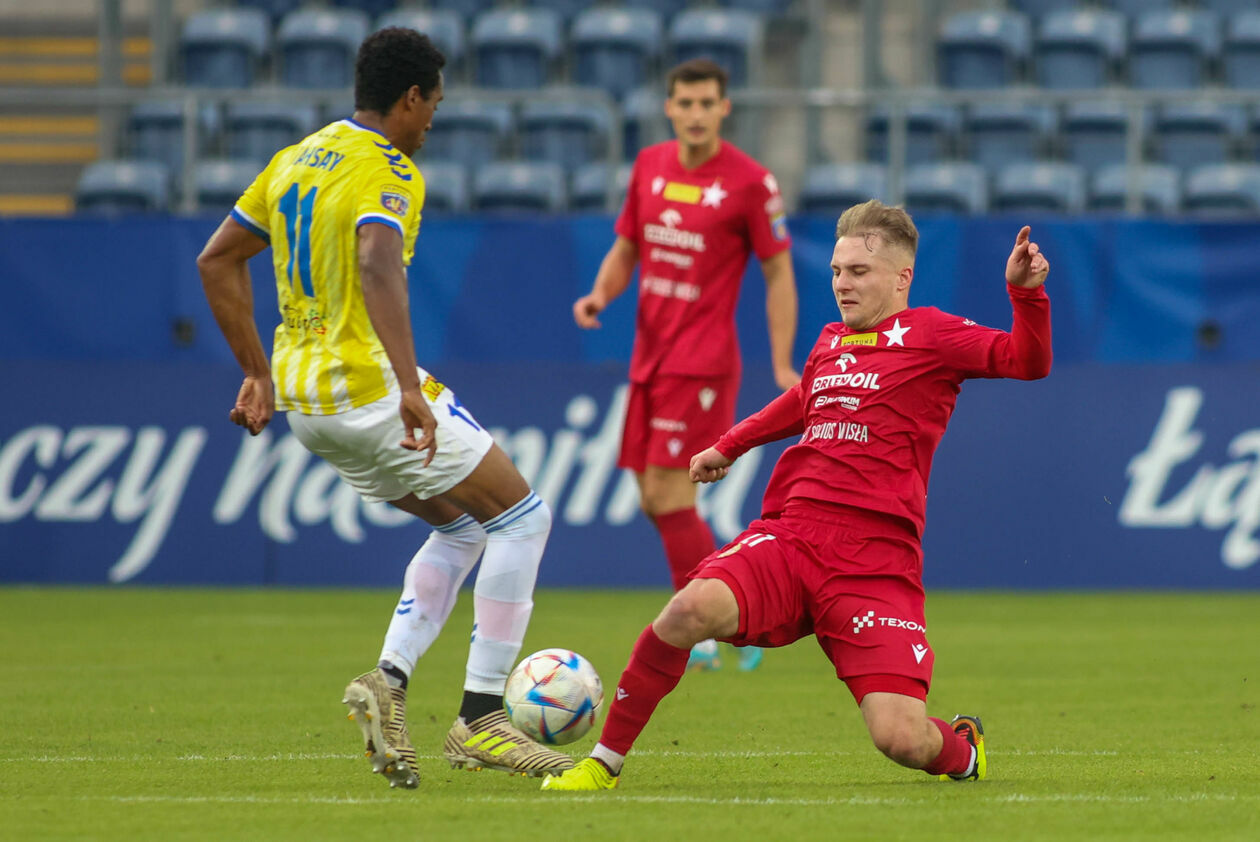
left=544, top=200, right=1053, bottom=791
left=573, top=59, right=800, bottom=672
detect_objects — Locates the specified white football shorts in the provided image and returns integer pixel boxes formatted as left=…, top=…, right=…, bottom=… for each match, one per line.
left=286, top=366, right=494, bottom=503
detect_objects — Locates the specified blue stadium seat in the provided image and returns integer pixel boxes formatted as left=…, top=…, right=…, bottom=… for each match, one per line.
left=799, top=163, right=889, bottom=216
left=1062, top=101, right=1146, bottom=173
left=573, top=8, right=663, bottom=101
left=903, top=162, right=988, bottom=214
left=963, top=103, right=1056, bottom=172
left=623, top=86, right=668, bottom=160
left=866, top=103, right=960, bottom=166
left=1223, top=11, right=1260, bottom=89
left=1089, top=163, right=1181, bottom=214
left=180, top=8, right=270, bottom=89
left=520, top=95, right=613, bottom=169
left=472, top=161, right=567, bottom=212
left=1150, top=102, right=1246, bottom=170
left=418, top=161, right=470, bottom=213
left=1009, top=0, right=1082, bottom=18
left=237, top=0, right=302, bottom=25
left=420, top=97, right=513, bottom=168
left=277, top=7, right=370, bottom=89
left=937, top=10, right=1031, bottom=89
left=332, top=0, right=397, bottom=18
left=992, top=161, right=1087, bottom=214
left=376, top=9, right=465, bottom=70
left=1183, top=163, right=1260, bottom=215
left=224, top=102, right=319, bottom=163
left=75, top=160, right=170, bottom=214
left=1101, top=0, right=1175, bottom=14
left=1034, top=9, right=1126, bottom=89
left=471, top=8, right=562, bottom=89
left=127, top=100, right=217, bottom=176
left=1199, top=0, right=1257, bottom=15
left=1129, top=9, right=1221, bottom=90
left=570, top=162, right=633, bottom=212
left=526, top=0, right=591, bottom=24
left=669, top=9, right=762, bottom=87
left=194, top=158, right=264, bottom=213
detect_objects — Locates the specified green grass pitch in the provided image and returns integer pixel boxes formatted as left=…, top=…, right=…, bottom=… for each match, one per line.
left=2, top=587, right=1258, bottom=841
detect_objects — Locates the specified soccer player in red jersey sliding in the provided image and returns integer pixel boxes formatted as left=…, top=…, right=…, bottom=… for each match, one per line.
left=544, top=200, right=1052, bottom=791
left=573, top=58, right=800, bottom=673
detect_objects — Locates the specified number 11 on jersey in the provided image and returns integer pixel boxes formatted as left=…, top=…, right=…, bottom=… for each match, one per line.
left=278, top=182, right=316, bottom=299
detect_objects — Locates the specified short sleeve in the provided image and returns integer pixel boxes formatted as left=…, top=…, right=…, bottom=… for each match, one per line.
left=746, top=169, right=792, bottom=261
left=355, top=160, right=425, bottom=264
left=230, top=148, right=288, bottom=243
left=614, top=157, right=641, bottom=241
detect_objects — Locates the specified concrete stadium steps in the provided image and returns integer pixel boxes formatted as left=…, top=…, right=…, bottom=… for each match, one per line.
left=0, top=35, right=152, bottom=86
left=0, top=112, right=102, bottom=215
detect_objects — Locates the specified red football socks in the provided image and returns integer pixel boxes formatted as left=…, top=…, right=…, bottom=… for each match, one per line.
left=654, top=507, right=717, bottom=591
left=922, top=717, right=974, bottom=777
left=595, top=625, right=691, bottom=756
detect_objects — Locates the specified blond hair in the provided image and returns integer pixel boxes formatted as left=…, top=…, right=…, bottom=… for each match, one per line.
left=835, top=200, right=919, bottom=260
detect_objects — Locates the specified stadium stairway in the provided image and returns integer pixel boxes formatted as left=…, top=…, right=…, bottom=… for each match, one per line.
left=0, top=24, right=151, bottom=216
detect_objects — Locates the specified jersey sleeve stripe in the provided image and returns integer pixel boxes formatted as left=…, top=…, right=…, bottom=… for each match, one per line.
left=355, top=213, right=405, bottom=237
left=230, top=207, right=270, bottom=243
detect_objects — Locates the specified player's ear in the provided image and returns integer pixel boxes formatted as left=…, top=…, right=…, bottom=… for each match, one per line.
left=898, top=265, right=914, bottom=292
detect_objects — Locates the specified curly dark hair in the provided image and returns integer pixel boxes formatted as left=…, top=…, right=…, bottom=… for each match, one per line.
left=354, top=27, right=446, bottom=115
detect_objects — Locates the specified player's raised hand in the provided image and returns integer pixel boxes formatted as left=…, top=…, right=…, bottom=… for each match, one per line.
left=689, top=446, right=734, bottom=484
left=229, top=375, right=274, bottom=435
left=1005, top=225, right=1050, bottom=289
left=399, top=388, right=439, bottom=466
left=573, top=293, right=606, bottom=329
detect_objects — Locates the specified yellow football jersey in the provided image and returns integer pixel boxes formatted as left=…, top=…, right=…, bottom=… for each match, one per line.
left=232, top=119, right=425, bottom=415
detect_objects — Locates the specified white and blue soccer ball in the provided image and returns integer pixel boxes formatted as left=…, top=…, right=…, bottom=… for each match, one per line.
left=504, top=648, right=603, bottom=745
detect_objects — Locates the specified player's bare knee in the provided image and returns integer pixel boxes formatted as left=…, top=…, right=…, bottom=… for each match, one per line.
left=870, top=722, right=932, bottom=768
left=654, top=589, right=718, bottom=646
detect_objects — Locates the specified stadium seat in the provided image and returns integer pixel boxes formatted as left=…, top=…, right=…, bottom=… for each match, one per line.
left=903, top=162, right=988, bottom=214
left=937, top=10, right=1031, bottom=89
left=417, top=161, right=470, bottom=213
left=623, top=86, right=668, bottom=160
left=433, top=0, right=494, bottom=17
left=472, top=161, right=567, bottom=212
left=75, top=160, right=170, bottom=214
left=520, top=95, right=614, bottom=169
left=669, top=9, right=762, bottom=87
left=570, top=162, right=633, bottom=212
left=1089, top=163, right=1181, bottom=215
left=194, top=158, right=264, bottom=213
left=180, top=8, right=270, bottom=89
left=799, top=163, right=889, bottom=216
left=1034, top=9, right=1126, bottom=90
left=277, top=7, right=370, bottom=89
left=865, top=102, right=960, bottom=167
left=721, top=0, right=794, bottom=15
left=992, top=161, right=1087, bottom=214
left=1198, top=0, right=1255, bottom=15
left=471, top=8, right=562, bottom=89
left=572, top=7, right=663, bottom=101
left=376, top=9, right=465, bottom=71
left=127, top=100, right=217, bottom=176
left=420, top=97, right=513, bottom=168
left=1128, top=9, right=1221, bottom=90
left=1150, top=102, right=1246, bottom=171
left=1183, top=163, right=1260, bottom=216
left=237, top=0, right=303, bottom=25
left=1062, top=101, right=1146, bottom=173
left=331, top=0, right=397, bottom=18
left=1101, top=0, right=1175, bottom=14
left=224, top=102, right=319, bottom=164
left=1223, top=11, right=1260, bottom=89
left=963, top=103, right=1056, bottom=172
left=1008, top=0, right=1081, bottom=18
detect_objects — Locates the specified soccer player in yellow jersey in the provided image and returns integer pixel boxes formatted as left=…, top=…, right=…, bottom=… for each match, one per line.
left=197, top=28, right=573, bottom=789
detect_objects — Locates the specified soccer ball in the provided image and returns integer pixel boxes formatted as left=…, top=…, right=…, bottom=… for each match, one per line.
left=504, top=648, right=603, bottom=745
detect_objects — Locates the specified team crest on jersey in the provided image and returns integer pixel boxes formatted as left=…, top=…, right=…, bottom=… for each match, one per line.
left=380, top=188, right=410, bottom=216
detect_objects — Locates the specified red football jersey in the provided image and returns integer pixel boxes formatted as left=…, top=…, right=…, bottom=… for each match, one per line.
left=615, top=140, right=791, bottom=382
left=715, top=285, right=1052, bottom=537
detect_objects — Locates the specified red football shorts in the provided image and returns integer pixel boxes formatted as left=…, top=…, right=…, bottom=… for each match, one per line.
left=617, top=373, right=740, bottom=472
left=691, top=502, right=932, bottom=701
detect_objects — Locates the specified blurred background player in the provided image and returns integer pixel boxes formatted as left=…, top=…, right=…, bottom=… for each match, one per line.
left=572, top=58, right=800, bottom=673
left=544, top=201, right=1052, bottom=791
left=196, top=27, right=572, bottom=789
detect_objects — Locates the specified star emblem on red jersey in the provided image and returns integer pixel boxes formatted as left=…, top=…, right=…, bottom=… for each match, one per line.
left=882, top=318, right=910, bottom=347
left=701, top=180, right=727, bottom=208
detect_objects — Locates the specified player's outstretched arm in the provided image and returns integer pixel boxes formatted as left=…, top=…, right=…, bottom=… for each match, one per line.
left=1005, top=225, right=1050, bottom=289
left=761, top=250, right=801, bottom=390
left=574, top=236, right=638, bottom=329
left=689, top=446, right=734, bottom=484
left=197, top=216, right=273, bottom=435
left=358, top=222, right=438, bottom=465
